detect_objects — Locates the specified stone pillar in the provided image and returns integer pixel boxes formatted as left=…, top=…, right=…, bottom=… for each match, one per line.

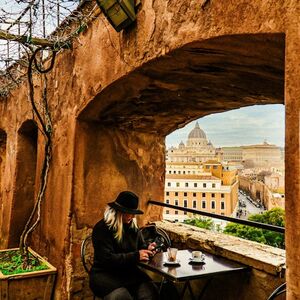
left=285, top=2, right=300, bottom=299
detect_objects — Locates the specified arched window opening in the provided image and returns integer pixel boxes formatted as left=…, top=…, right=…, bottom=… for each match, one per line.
left=0, top=129, right=7, bottom=235
left=9, top=120, right=38, bottom=247
left=164, top=104, right=285, bottom=250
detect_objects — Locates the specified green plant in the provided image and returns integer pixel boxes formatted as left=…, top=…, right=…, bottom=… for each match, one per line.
left=184, top=216, right=222, bottom=232
left=0, top=250, right=48, bottom=275
left=224, top=208, right=285, bottom=249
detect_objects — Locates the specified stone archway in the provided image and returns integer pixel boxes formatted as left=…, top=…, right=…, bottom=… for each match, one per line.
left=71, top=32, right=285, bottom=298
left=76, top=32, right=285, bottom=229
left=80, top=33, right=284, bottom=135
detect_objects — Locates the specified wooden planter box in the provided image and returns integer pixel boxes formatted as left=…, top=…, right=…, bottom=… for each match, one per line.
left=0, top=248, right=57, bottom=300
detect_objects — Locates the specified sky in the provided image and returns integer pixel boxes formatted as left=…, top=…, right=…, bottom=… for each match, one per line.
left=166, top=104, right=285, bottom=148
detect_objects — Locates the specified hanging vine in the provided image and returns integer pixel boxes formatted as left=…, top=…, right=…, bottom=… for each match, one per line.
left=18, top=47, right=54, bottom=266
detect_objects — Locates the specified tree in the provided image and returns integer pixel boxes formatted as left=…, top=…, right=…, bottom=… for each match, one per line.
left=224, top=208, right=285, bottom=249
left=184, top=216, right=222, bottom=232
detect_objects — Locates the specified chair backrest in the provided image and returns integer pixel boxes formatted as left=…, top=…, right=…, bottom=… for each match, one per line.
left=138, top=225, right=172, bottom=252
left=81, top=235, right=94, bottom=273
left=267, top=282, right=286, bottom=300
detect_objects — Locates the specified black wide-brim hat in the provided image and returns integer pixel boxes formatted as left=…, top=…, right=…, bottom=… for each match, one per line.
left=108, top=191, right=144, bottom=215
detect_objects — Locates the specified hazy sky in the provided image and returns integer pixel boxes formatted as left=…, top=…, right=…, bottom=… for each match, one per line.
left=166, top=104, right=285, bottom=148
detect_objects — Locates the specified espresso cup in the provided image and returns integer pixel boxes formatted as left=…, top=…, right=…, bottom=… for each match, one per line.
left=192, top=251, right=203, bottom=261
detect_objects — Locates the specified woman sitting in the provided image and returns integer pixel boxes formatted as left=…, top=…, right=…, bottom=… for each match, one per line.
left=89, top=191, right=159, bottom=300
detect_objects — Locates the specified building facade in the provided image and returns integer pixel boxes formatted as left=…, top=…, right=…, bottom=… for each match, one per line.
left=219, top=141, right=283, bottom=169
left=164, top=161, right=239, bottom=222
left=166, top=122, right=217, bottom=163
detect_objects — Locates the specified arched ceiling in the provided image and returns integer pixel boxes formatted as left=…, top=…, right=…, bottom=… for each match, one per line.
left=79, top=33, right=284, bottom=136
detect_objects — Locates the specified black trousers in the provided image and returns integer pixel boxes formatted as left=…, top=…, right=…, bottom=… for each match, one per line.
left=103, top=282, right=159, bottom=300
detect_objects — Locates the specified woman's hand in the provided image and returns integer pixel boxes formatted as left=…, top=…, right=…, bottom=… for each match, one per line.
left=139, top=249, right=154, bottom=261
left=147, top=242, right=157, bottom=252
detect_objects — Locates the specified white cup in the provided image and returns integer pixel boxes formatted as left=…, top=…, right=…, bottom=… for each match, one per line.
left=192, top=251, right=203, bottom=261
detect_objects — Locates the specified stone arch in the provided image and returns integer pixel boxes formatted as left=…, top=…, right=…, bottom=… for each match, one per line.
left=0, top=128, right=7, bottom=241
left=80, top=33, right=284, bottom=135
left=75, top=32, right=284, bottom=226
left=8, top=120, right=38, bottom=247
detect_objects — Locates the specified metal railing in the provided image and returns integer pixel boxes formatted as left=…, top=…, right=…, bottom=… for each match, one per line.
left=148, top=200, right=285, bottom=234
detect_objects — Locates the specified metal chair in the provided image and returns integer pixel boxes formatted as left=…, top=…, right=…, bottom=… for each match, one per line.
left=81, top=235, right=94, bottom=273
left=81, top=235, right=102, bottom=300
left=267, top=282, right=286, bottom=300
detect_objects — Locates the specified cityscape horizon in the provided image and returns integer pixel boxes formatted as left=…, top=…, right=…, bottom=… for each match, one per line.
left=166, top=104, right=285, bottom=149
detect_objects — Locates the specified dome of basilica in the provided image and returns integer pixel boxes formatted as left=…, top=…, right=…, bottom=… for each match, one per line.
left=188, top=122, right=206, bottom=139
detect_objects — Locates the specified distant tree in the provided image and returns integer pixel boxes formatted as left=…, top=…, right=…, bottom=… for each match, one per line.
left=184, top=217, right=214, bottom=230
left=224, top=208, right=285, bottom=249
left=183, top=217, right=222, bottom=232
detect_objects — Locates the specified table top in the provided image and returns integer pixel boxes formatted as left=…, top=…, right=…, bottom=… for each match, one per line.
left=139, top=249, right=248, bottom=282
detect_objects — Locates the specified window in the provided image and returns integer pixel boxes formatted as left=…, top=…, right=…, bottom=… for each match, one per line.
left=212, top=183, right=216, bottom=188
left=193, top=200, right=197, bottom=208
left=206, top=165, right=210, bottom=169
left=169, top=171, right=171, bottom=174
left=166, top=210, right=169, bottom=214
left=175, top=192, right=178, bottom=196
left=184, top=200, right=188, bottom=207
left=193, top=192, right=197, bottom=197
left=178, top=171, right=181, bottom=174
left=184, top=192, right=187, bottom=197
left=194, top=183, right=197, bottom=187
left=166, top=199, right=169, bottom=204
left=203, top=183, right=207, bottom=188
left=183, top=171, right=185, bottom=174
left=212, top=193, right=215, bottom=198
left=184, top=211, right=187, bottom=215
left=213, top=166, right=218, bottom=169
left=166, top=191, right=169, bottom=196
left=221, top=202, right=225, bottom=210
left=175, top=211, right=178, bottom=215
left=221, top=193, right=224, bottom=198
left=176, top=182, right=180, bottom=187
left=174, top=171, right=176, bottom=174
left=175, top=200, right=179, bottom=206
left=185, top=182, right=188, bottom=187
left=202, top=201, right=206, bottom=209
left=167, top=182, right=171, bottom=187
left=211, top=201, right=216, bottom=209
left=202, top=192, right=206, bottom=197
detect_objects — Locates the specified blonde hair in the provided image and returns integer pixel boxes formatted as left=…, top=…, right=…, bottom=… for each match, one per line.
left=104, top=206, right=138, bottom=242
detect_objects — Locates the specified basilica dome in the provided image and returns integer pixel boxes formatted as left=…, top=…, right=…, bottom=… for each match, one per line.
left=188, top=122, right=206, bottom=139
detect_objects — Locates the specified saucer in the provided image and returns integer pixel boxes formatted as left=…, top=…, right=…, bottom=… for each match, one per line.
left=189, top=258, right=205, bottom=264
left=163, top=260, right=181, bottom=266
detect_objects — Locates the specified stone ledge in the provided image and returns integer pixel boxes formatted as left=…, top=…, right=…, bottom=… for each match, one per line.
left=155, top=221, right=286, bottom=277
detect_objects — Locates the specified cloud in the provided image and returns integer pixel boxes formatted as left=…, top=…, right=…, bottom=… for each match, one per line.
left=166, top=104, right=285, bottom=148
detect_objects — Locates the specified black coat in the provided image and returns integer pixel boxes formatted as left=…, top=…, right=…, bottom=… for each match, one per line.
left=89, top=219, right=150, bottom=297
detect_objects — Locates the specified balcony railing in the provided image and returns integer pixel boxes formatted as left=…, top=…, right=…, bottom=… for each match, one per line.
left=148, top=200, right=285, bottom=234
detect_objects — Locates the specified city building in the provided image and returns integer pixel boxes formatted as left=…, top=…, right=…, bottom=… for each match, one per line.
left=164, top=161, right=239, bottom=222
left=166, top=122, right=217, bottom=163
left=219, top=141, right=283, bottom=170
left=242, top=140, right=282, bottom=168
left=220, top=147, right=243, bottom=162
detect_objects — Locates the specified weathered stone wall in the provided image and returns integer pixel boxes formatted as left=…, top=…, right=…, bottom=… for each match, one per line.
left=0, top=0, right=299, bottom=298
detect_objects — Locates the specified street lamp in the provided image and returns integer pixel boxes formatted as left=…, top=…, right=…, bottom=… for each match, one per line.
left=96, top=0, right=139, bottom=32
